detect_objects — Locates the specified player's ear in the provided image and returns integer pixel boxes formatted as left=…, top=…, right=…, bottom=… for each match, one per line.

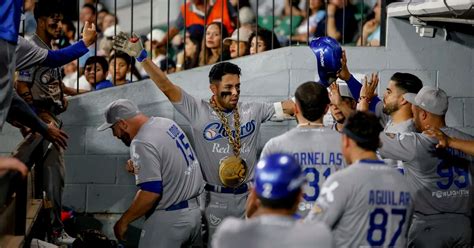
left=209, top=82, right=218, bottom=95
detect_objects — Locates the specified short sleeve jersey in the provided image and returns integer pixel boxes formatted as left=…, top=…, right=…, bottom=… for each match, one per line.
left=305, top=160, right=413, bottom=247
left=379, top=127, right=473, bottom=216
left=260, top=126, right=346, bottom=215
left=15, top=36, right=48, bottom=71
left=130, top=117, right=204, bottom=209
left=172, top=89, right=275, bottom=185
left=17, top=35, right=63, bottom=110
left=212, top=215, right=334, bottom=248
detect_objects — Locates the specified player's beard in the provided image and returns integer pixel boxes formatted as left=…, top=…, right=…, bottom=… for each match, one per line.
left=119, top=133, right=132, bottom=147
left=216, top=91, right=239, bottom=111
left=382, top=101, right=399, bottom=115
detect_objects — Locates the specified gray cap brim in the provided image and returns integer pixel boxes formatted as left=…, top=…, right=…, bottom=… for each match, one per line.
left=403, top=93, right=417, bottom=106
left=97, top=122, right=114, bottom=132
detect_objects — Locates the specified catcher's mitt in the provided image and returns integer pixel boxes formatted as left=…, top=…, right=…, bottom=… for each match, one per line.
left=219, top=156, right=247, bottom=188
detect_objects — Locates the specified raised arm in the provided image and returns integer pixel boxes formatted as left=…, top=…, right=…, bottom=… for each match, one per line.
left=114, top=32, right=182, bottom=102
left=424, top=127, right=474, bottom=156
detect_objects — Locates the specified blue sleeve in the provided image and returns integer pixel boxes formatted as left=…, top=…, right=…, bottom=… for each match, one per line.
left=345, top=74, right=381, bottom=113
left=42, top=40, right=89, bottom=68
left=138, top=181, right=163, bottom=194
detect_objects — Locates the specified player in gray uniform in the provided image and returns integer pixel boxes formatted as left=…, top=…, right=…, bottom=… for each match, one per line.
left=213, top=153, right=334, bottom=248
left=98, top=99, right=204, bottom=248
left=261, top=82, right=345, bottom=216
left=328, top=82, right=356, bottom=132
left=379, top=86, right=473, bottom=247
left=113, top=32, right=295, bottom=243
left=305, top=111, right=413, bottom=247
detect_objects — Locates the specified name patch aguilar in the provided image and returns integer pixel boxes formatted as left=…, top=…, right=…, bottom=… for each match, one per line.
left=369, top=190, right=411, bottom=206
left=203, top=120, right=256, bottom=141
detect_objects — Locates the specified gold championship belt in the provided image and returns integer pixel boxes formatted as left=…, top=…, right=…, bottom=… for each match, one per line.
left=210, top=98, right=248, bottom=188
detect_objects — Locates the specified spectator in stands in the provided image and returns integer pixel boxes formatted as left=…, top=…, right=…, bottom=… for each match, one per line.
left=199, top=22, right=230, bottom=66
left=101, top=13, right=117, bottom=33
left=62, top=60, right=87, bottom=94
left=315, top=0, right=357, bottom=44
left=249, top=28, right=281, bottom=55
left=176, top=24, right=204, bottom=71
left=23, top=0, right=37, bottom=36
left=160, top=58, right=177, bottom=74
left=224, top=26, right=252, bottom=59
left=156, top=0, right=238, bottom=48
left=97, top=9, right=109, bottom=32
left=146, top=29, right=167, bottom=68
left=80, top=4, right=97, bottom=26
left=99, top=26, right=120, bottom=58
left=292, top=0, right=326, bottom=43
left=84, top=56, right=113, bottom=91
left=283, top=0, right=306, bottom=17
left=79, top=4, right=98, bottom=69
left=109, top=52, right=132, bottom=86
left=357, top=0, right=381, bottom=46
left=59, top=19, right=76, bottom=48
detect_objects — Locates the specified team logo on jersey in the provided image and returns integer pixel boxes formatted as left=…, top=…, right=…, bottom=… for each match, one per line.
left=320, top=181, right=339, bottom=203
left=203, top=120, right=256, bottom=141
left=208, top=214, right=222, bottom=226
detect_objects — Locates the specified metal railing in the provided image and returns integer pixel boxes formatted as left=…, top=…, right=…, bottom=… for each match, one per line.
left=49, top=0, right=387, bottom=94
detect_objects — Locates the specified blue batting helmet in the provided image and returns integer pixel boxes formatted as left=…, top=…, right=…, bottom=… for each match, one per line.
left=254, top=153, right=305, bottom=200
left=309, top=36, right=342, bottom=87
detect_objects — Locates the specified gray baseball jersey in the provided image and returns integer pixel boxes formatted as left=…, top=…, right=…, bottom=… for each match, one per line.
left=305, top=160, right=413, bottom=247
left=15, top=36, right=48, bottom=71
left=379, top=127, right=473, bottom=216
left=260, top=126, right=345, bottom=215
left=131, top=117, right=204, bottom=209
left=17, top=34, right=63, bottom=110
left=172, top=89, right=274, bottom=185
left=381, top=118, right=417, bottom=171
left=212, top=215, right=334, bottom=248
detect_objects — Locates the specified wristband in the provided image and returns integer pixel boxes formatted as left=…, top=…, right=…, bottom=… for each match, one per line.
left=136, top=49, right=148, bottom=62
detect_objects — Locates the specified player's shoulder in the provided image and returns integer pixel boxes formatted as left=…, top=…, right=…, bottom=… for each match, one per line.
left=442, top=127, right=474, bottom=140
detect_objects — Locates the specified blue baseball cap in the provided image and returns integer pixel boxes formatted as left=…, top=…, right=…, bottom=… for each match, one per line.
left=310, top=36, right=342, bottom=87
left=255, top=153, right=305, bottom=200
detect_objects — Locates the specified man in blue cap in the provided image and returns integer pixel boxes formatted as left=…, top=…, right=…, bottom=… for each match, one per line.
left=212, top=153, right=334, bottom=248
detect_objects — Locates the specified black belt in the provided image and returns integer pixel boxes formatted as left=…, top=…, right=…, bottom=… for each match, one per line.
left=205, top=183, right=249, bottom=194
left=165, top=200, right=189, bottom=211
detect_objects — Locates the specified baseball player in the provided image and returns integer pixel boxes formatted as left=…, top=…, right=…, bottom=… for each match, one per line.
left=305, top=111, right=413, bottom=247
left=328, top=82, right=356, bottom=132
left=113, top=32, right=295, bottom=243
left=0, top=0, right=95, bottom=131
left=379, top=86, right=473, bottom=247
left=98, top=99, right=204, bottom=248
left=213, top=153, right=334, bottom=248
left=260, top=82, right=345, bottom=216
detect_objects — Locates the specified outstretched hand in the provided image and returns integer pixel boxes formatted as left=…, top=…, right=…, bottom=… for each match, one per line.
left=82, top=21, right=97, bottom=47
left=337, top=50, right=351, bottom=81
left=45, top=122, right=69, bottom=150
left=423, top=125, right=450, bottom=149
left=360, top=73, right=379, bottom=100
left=329, top=82, right=343, bottom=106
left=0, top=157, right=28, bottom=177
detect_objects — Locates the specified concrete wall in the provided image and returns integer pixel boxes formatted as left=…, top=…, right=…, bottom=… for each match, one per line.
left=0, top=17, right=473, bottom=215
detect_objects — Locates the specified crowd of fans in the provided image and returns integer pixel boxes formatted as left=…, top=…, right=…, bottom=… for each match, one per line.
left=20, top=0, right=382, bottom=95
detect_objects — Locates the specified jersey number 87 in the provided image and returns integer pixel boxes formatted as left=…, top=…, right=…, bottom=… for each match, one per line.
left=367, top=208, right=407, bottom=246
